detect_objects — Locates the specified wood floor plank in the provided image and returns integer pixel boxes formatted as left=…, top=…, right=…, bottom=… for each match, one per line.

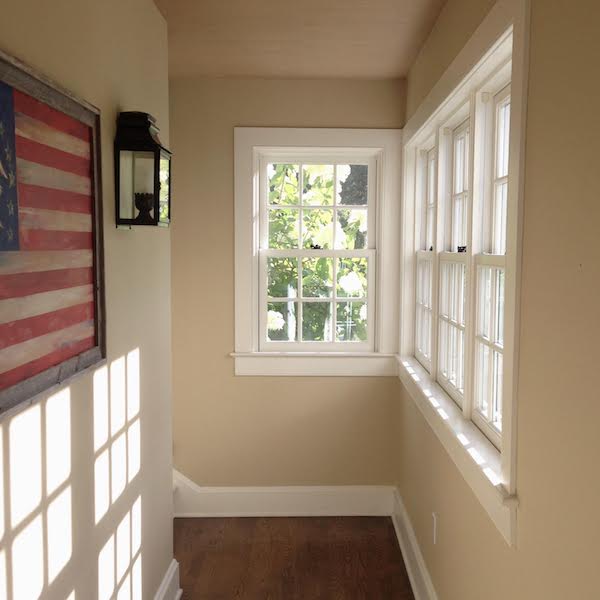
left=174, top=516, right=415, bottom=600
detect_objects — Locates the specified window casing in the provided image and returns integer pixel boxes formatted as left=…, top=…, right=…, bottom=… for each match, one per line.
left=412, top=60, right=513, bottom=450
left=233, top=128, right=401, bottom=377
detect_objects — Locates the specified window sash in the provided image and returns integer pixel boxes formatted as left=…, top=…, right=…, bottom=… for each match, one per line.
left=258, top=154, right=377, bottom=352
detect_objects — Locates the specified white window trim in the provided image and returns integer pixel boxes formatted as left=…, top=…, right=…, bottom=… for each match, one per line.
left=233, top=127, right=402, bottom=376
left=399, top=0, right=530, bottom=546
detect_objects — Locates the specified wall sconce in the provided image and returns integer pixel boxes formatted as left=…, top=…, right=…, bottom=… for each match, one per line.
left=114, top=112, right=171, bottom=227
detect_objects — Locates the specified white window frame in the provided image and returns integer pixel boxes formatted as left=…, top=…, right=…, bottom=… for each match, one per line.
left=399, top=0, right=529, bottom=546
left=234, top=128, right=401, bottom=376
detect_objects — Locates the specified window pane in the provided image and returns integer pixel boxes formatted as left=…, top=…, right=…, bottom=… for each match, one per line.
left=268, top=164, right=299, bottom=205
left=302, top=302, right=332, bottom=341
left=269, top=208, right=299, bottom=248
left=302, top=208, right=333, bottom=249
left=426, top=205, right=435, bottom=251
left=476, top=342, right=491, bottom=416
left=336, top=208, right=367, bottom=249
left=267, top=258, right=298, bottom=298
left=302, top=258, right=333, bottom=298
left=336, top=301, right=367, bottom=342
left=453, top=135, right=465, bottom=194
left=492, top=350, right=503, bottom=431
left=495, top=270, right=505, bottom=346
left=302, top=165, right=334, bottom=205
left=452, top=194, right=467, bottom=249
left=496, top=101, right=511, bottom=178
left=478, top=267, right=492, bottom=339
left=267, top=302, right=297, bottom=341
left=337, top=164, right=368, bottom=205
left=337, top=258, right=368, bottom=298
left=493, top=181, right=507, bottom=254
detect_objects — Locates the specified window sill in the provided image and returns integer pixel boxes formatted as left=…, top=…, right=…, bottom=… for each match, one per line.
left=397, top=356, right=517, bottom=546
left=231, top=352, right=398, bottom=377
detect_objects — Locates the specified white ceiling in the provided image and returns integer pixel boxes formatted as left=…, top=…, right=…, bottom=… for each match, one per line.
left=156, top=0, right=445, bottom=79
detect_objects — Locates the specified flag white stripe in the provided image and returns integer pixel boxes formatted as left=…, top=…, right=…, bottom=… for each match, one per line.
left=15, top=113, right=90, bottom=159
left=0, top=285, right=93, bottom=325
left=19, top=207, right=92, bottom=232
left=0, top=250, right=93, bottom=275
left=17, top=158, right=91, bottom=195
left=0, top=321, right=94, bottom=374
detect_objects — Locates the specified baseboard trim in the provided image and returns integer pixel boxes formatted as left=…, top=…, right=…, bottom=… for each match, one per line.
left=153, top=558, right=182, bottom=600
left=173, top=469, right=395, bottom=517
left=391, top=489, right=438, bottom=600
left=172, top=470, right=437, bottom=600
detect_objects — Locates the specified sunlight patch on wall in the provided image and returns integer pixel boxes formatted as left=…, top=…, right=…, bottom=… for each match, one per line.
left=3, top=388, right=74, bottom=599
left=9, top=404, right=42, bottom=527
left=12, top=514, right=44, bottom=600
left=46, top=389, right=71, bottom=496
left=98, top=496, right=142, bottom=600
left=47, top=486, right=72, bottom=584
left=94, top=350, right=142, bottom=524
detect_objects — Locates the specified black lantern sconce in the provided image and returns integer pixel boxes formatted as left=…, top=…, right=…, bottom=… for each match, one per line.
left=114, top=112, right=171, bottom=227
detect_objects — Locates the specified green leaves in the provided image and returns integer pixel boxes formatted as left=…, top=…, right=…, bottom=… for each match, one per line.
left=268, top=164, right=299, bottom=205
left=265, top=163, right=370, bottom=344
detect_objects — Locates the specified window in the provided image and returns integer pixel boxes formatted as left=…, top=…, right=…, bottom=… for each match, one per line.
left=261, top=159, right=375, bottom=351
left=400, top=8, right=528, bottom=544
left=403, top=28, right=519, bottom=449
left=234, top=128, right=401, bottom=376
left=411, top=70, right=512, bottom=450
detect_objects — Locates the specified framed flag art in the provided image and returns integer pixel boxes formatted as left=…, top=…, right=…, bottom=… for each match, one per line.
left=0, top=50, right=105, bottom=412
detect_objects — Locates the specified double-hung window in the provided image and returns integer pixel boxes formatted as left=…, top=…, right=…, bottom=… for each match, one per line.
left=234, top=128, right=401, bottom=376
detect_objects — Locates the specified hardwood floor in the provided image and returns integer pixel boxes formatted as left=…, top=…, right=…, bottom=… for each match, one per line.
left=174, top=516, right=415, bottom=600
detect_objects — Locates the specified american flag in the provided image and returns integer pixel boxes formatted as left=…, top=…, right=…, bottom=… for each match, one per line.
left=0, top=81, right=96, bottom=391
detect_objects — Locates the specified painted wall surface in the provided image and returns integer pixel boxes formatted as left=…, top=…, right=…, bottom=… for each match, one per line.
left=398, top=0, right=600, bottom=598
left=0, top=1, right=173, bottom=599
left=170, top=78, right=404, bottom=486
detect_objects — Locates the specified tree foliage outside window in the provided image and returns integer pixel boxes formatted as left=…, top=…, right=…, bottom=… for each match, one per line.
left=265, top=162, right=370, bottom=344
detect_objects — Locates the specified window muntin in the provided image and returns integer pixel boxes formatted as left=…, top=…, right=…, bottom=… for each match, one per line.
left=413, top=75, right=511, bottom=447
left=260, top=158, right=376, bottom=351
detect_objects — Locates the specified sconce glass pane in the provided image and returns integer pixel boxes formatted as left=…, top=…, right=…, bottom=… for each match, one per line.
left=119, top=151, right=134, bottom=220
left=159, top=154, right=170, bottom=223
left=132, top=151, right=155, bottom=223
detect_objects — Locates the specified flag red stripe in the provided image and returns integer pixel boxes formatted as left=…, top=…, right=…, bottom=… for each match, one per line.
left=0, top=267, right=93, bottom=299
left=0, top=336, right=95, bottom=391
left=18, top=183, right=92, bottom=214
left=0, top=302, right=94, bottom=350
left=15, top=136, right=91, bottom=178
left=13, top=90, right=91, bottom=142
left=19, top=229, right=93, bottom=251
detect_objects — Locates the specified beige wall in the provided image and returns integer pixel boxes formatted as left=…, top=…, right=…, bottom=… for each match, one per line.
left=398, top=0, right=600, bottom=598
left=170, top=78, right=404, bottom=486
left=0, top=1, right=174, bottom=598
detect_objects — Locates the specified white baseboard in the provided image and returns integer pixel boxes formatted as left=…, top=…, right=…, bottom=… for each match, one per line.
left=173, top=469, right=395, bottom=517
left=172, top=470, right=437, bottom=600
left=153, top=558, right=182, bottom=600
left=391, top=489, right=438, bottom=600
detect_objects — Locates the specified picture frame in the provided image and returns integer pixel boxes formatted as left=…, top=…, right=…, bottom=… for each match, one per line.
left=0, top=49, right=106, bottom=412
